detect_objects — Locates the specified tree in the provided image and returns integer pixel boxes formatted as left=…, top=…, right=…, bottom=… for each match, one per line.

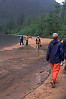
left=60, top=2, right=66, bottom=24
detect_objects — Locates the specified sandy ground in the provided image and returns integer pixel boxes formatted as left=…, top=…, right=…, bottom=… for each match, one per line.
left=0, top=36, right=66, bottom=99
left=25, top=66, right=66, bottom=99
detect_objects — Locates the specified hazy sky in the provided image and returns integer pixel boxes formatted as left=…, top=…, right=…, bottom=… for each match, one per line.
left=55, top=0, right=65, bottom=4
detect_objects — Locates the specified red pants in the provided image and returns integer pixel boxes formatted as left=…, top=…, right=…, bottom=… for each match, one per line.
left=50, top=63, right=60, bottom=82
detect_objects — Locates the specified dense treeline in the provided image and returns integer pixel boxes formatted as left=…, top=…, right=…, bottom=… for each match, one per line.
left=0, top=3, right=66, bottom=38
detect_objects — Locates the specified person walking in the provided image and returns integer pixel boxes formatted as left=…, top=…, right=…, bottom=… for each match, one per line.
left=46, top=33, right=64, bottom=88
left=25, top=35, right=29, bottom=45
left=63, top=38, right=66, bottom=72
left=36, top=36, right=41, bottom=49
left=20, top=35, right=24, bottom=45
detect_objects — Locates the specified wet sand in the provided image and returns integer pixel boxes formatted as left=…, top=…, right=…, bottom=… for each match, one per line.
left=0, top=35, right=51, bottom=99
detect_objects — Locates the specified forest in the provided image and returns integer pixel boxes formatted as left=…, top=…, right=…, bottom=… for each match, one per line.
left=0, top=2, right=66, bottom=38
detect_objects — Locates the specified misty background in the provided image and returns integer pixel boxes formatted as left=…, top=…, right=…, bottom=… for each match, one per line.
left=0, top=0, right=56, bottom=22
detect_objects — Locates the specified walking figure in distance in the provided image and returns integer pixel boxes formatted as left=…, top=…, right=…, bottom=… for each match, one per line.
left=25, top=35, right=29, bottom=45
left=46, top=33, right=64, bottom=88
left=20, top=35, right=24, bottom=45
left=36, top=36, right=41, bottom=49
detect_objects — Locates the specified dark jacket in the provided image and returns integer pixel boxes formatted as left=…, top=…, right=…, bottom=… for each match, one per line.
left=20, top=36, right=23, bottom=41
left=46, top=39, right=64, bottom=63
left=63, top=38, right=66, bottom=53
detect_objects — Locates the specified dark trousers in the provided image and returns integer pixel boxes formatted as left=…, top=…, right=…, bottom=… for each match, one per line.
left=20, top=40, right=23, bottom=45
left=26, top=40, right=28, bottom=45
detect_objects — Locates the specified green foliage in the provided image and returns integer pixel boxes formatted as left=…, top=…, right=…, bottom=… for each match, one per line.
left=0, top=2, right=66, bottom=38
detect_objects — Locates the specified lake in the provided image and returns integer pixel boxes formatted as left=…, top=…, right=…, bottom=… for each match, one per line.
left=0, top=34, right=19, bottom=49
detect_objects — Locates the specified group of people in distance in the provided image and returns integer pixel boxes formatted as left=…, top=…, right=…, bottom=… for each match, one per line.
left=46, top=33, right=66, bottom=88
left=20, top=35, right=41, bottom=47
left=20, top=35, right=29, bottom=46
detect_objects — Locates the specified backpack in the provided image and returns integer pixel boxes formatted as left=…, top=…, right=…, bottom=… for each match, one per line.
left=36, top=38, right=40, bottom=44
left=20, top=37, right=22, bottom=39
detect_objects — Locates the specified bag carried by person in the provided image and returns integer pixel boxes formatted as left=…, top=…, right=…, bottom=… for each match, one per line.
left=40, top=44, right=42, bottom=47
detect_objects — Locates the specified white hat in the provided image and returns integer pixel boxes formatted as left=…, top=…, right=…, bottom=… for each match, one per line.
left=37, top=36, right=39, bottom=37
left=52, top=33, right=58, bottom=38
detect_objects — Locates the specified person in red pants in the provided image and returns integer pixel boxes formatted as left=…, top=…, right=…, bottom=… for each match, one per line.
left=46, top=33, right=64, bottom=88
